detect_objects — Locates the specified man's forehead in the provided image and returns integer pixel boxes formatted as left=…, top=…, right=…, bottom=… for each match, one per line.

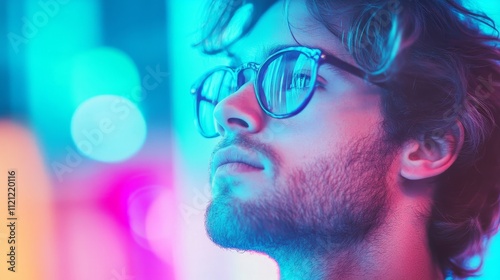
left=226, top=0, right=354, bottom=65
left=226, top=1, right=295, bottom=62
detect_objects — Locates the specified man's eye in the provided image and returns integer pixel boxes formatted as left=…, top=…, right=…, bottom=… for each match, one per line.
left=289, top=73, right=311, bottom=90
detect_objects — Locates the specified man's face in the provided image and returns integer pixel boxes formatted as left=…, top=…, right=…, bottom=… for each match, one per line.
left=205, top=0, right=395, bottom=252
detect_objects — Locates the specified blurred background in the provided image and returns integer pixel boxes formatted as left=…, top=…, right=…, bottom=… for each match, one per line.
left=0, top=0, right=499, bottom=279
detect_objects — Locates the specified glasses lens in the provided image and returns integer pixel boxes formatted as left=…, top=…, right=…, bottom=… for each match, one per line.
left=258, top=51, right=316, bottom=116
left=197, top=69, right=235, bottom=137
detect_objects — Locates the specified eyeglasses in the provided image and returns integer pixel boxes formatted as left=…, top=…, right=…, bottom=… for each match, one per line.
left=190, top=46, right=386, bottom=138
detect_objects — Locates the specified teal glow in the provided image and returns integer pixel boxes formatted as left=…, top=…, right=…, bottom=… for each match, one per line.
left=466, top=0, right=500, bottom=35
left=25, top=0, right=101, bottom=155
left=481, top=233, right=500, bottom=279
left=70, top=95, right=147, bottom=162
left=477, top=0, right=500, bottom=23
left=169, top=0, right=225, bottom=161
left=70, top=47, right=141, bottom=105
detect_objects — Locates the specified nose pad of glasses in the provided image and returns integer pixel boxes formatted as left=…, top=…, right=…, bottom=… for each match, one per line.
left=236, top=68, right=257, bottom=89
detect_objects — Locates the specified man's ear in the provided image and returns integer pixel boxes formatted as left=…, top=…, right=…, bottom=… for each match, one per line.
left=400, top=121, right=464, bottom=180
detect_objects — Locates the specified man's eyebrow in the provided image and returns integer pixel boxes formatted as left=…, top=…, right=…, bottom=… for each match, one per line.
left=263, top=44, right=296, bottom=58
left=265, top=44, right=344, bottom=72
left=264, top=44, right=341, bottom=61
left=226, top=44, right=345, bottom=72
left=225, top=49, right=243, bottom=67
left=226, top=44, right=304, bottom=65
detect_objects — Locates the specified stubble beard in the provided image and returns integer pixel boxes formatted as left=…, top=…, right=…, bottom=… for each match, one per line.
left=205, top=135, right=394, bottom=255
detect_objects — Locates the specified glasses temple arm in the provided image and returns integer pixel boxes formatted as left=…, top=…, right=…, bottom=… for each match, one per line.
left=322, top=55, right=389, bottom=89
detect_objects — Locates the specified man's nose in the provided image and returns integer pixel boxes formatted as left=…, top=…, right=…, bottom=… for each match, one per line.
left=213, top=82, right=264, bottom=137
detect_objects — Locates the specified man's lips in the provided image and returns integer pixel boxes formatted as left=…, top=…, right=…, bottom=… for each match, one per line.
left=212, top=146, right=265, bottom=174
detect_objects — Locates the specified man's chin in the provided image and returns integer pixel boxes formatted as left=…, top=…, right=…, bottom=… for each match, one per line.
left=205, top=198, right=249, bottom=250
left=204, top=195, right=297, bottom=252
left=205, top=197, right=264, bottom=250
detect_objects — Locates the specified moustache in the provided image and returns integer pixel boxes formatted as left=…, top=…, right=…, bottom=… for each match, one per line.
left=209, top=135, right=281, bottom=176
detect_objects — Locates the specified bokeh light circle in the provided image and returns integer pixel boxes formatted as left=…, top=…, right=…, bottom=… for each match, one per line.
left=127, top=185, right=177, bottom=262
left=70, top=95, right=147, bottom=162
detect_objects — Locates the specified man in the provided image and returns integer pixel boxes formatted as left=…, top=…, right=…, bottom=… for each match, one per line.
left=190, top=0, right=500, bottom=279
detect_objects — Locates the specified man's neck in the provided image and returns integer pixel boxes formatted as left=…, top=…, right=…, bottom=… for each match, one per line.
left=268, top=197, right=444, bottom=280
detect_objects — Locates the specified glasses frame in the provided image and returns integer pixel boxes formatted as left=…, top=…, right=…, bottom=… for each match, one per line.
left=191, top=46, right=387, bottom=138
